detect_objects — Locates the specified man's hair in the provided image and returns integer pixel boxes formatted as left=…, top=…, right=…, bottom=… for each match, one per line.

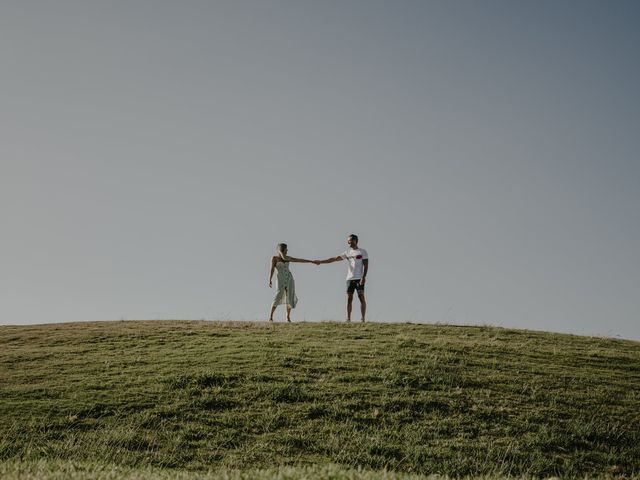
left=348, top=234, right=358, bottom=243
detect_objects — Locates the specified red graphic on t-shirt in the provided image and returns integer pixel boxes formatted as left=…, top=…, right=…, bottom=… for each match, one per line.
left=356, top=255, right=363, bottom=259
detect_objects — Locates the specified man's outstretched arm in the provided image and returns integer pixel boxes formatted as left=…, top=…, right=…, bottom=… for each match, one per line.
left=315, top=256, right=343, bottom=265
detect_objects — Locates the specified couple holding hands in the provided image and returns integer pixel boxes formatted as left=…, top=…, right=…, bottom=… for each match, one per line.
left=268, top=234, right=369, bottom=323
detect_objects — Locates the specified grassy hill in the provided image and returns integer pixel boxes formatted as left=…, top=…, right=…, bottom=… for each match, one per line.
left=1, top=320, right=638, bottom=479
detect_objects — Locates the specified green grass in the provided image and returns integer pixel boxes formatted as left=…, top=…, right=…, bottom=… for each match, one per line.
left=1, top=320, right=639, bottom=479
left=0, top=459, right=499, bottom=480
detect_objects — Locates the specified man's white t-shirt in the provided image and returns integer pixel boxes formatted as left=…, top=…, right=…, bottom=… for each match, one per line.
left=340, top=248, right=368, bottom=280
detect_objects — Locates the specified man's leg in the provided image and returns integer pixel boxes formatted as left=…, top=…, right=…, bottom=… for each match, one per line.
left=358, top=292, right=366, bottom=322
left=346, top=293, right=354, bottom=322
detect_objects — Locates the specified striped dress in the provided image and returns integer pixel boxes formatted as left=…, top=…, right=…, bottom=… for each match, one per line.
left=272, top=261, right=298, bottom=308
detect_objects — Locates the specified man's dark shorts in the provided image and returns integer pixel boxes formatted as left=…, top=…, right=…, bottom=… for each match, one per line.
left=346, top=279, right=365, bottom=294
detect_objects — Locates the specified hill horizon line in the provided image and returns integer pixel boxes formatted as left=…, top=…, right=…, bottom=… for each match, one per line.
left=1, top=318, right=638, bottom=343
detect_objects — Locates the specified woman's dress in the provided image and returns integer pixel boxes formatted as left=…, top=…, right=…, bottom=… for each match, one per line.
left=273, top=261, right=298, bottom=308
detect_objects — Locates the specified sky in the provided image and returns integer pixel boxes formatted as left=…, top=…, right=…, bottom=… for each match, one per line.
left=1, top=1, right=639, bottom=340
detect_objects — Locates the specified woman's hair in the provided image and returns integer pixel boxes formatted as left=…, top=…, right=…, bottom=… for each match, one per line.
left=277, top=243, right=288, bottom=260
left=348, top=234, right=358, bottom=243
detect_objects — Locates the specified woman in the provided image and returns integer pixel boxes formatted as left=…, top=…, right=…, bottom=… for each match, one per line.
left=268, top=243, right=314, bottom=322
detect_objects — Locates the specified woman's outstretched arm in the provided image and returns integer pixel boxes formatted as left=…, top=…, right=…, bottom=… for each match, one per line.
left=283, top=255, right=313, bottom=263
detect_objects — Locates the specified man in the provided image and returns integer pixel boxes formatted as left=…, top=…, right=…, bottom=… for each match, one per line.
left=315, top=234, right=369, bottom=322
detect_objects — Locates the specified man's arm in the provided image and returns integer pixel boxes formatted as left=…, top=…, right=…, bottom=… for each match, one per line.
left=360, top=259, right=369, bottom=285
left=315, top=256, right=343, bottom=265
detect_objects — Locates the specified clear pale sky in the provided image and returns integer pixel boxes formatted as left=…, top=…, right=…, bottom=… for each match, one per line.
left=1, top=1, right=639, bottom=340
